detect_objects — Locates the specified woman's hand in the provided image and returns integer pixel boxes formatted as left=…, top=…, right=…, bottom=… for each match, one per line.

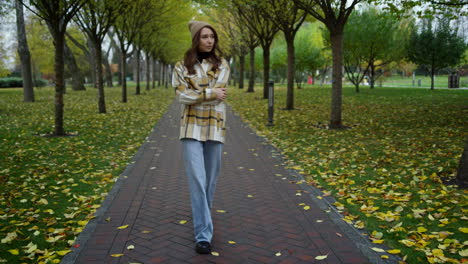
left=215, top=88, right=227, bottom=101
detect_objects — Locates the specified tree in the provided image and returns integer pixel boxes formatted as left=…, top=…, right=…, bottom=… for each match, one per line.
left=294, top=22, right=326, bottom=88
left=263, top=0, right=307, bottom=109
left=407, top=17, right=466, bottom=90
left=293, top=0, right=362, bottom=129
left=16, top=0, right=34, bottom=102
left=233, top=0, right=279, bottom=99
left=114, top=0, right=154, bottom=102
left=340, top=7, right=411, bottom=91
left=75, top=0, right=126, bottom=113
left=22, top=0, right=86, bottom=136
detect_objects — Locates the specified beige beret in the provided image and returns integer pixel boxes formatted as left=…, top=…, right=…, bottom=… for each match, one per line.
left=188, top=20, right=212, bottom=40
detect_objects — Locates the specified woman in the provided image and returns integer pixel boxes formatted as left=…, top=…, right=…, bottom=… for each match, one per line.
left=171, top=20, right=230, bottom=254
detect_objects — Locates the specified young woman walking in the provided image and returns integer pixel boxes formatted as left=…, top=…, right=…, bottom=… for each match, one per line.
left=171, top=20, right=230, bottom=254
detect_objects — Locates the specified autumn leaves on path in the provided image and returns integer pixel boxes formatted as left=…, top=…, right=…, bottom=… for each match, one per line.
left=64, top=101, right=380, bottom=264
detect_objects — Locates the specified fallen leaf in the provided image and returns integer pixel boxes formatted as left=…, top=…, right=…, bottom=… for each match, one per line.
left=57, top=250, right=71, bottom=256
left=117, top=225, right=129, bottom=230
left=275, top=252, right=282, bottom=256
left=142, top=230, right=152, bottom=233
left=127, top=245, right=135, bottom=250
left=1, top=232, right=17, bottom=244
left=179, top=220, right=187, bottom=224
left=228, top=241, right=236, bottom=244
left=381, top=255, right=389, bottom=259
left=371, top=247, right=385, bottom=252
left=459, top=227, right=468, bottom=233
left=315, top=254, right=328, bottom=260
left=111, top=254, right=124, bottom=257
left=336, top=233, right=343, bottom=237
left=303, top=206, right=310, bottom=210
left=8, top=249, right=19, bottom=255
left=387, top=249, right=401, bottom=254
left=216, top=210, right=226, bottom=213
left=211, top=251, right=219, bottom=256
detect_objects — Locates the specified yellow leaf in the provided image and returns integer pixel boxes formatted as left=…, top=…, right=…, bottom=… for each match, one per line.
left=117, top=225, right=129, bottom=230
left=381, top=255, right=389, bottom=259
left=1, top=231, right=17, bottom=244
left=142, top=230, right=152, bottom=233
left=211, top=251, right=219, bottom=256
left=216, top=210, right=226, bottom=213
left=387, top=249, right=401, bottom=254
left=8, top=249, right=19, bottom=255
left=247, top=195, right=253, bottom=198
left=417, top=226, right=427, bottom=233
left=315, top=254, right=328, bottom=260
left=458, top=227, right=468, bottom=233
left=275, top=252, right=281, bottom=256
left=459, top=249, right=468, bottom=257
left=57, top=250, right=71, bottom=256
left=228, top=241, right=236, bottom=244
left=303, top=206, right=310, bottom=210
left=372, top=240, right=384, bottom=244
left=127, top=245, right=135, bottom=250
left=77, top=220, right=88, bottom=226
left=371, top=247, right=385, bottom=252
left=111, top=254, right=124, bottom=257
left=179, top=220, right=187, bottom=224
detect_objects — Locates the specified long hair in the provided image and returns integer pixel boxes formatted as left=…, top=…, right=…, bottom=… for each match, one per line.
left=184, top=25, right=223, bottom=75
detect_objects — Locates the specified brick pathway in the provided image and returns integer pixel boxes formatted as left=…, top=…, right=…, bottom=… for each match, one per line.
left=62, top=101, right=389, bottom=264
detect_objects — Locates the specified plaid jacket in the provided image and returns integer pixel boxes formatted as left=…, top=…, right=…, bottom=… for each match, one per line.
left=172, top=58, right=230, bottom=143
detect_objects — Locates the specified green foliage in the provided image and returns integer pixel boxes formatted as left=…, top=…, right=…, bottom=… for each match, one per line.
left=0, top=35, right=9, bottom=78
left=407, top=18, right=467, bottom=75
left=343, top=6, right=413, bottom=88
left=25, top=17, right=54, bottom=76
left=228, top=85, right=468, bottom=264
left=0, top=86, right=173, bottom=263
left=0, top=77, right=47, bottom=88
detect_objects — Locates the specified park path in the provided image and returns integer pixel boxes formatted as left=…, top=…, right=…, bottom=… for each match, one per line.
left=61, top=100, right=394, bottom=264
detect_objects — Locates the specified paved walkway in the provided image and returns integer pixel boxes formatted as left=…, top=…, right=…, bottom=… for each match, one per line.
left=62, top=101, right=396, bottom=264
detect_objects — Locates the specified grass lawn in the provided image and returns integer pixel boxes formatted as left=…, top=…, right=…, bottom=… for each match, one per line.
left=311, top=74, right=468, bottom=89
left=0, top=85, right=174, bottom=263
left=227, top=84, right=468, bottom=264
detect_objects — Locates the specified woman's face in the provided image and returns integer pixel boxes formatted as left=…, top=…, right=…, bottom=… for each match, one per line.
left=198, top=27, right=215, bottom=53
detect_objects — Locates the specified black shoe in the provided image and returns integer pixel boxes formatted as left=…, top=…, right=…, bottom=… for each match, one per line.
left=195, top=241, right=211, bottom=254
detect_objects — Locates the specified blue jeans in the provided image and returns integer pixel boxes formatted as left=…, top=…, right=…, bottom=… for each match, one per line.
left=182, top=139, right=223, bottom=243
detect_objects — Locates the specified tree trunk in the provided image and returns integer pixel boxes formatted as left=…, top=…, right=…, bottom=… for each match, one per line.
left=15, top=0, right=34, bottom=102
left=135, top=49, right=141, bottom=95
left=152, top=57, right=156, bottom=89
left=95, top=41, right=106, bottom=113
left=165, top=64, right=169, bottom=88
left=146, top=52, right=150, bottom=91
left=329, top=30, right=344, bottom=129
left=285, top=33, right=295, bottom=110
left=87, top=37, right=97, bottom=88
left=239, top=55, right=245, bottom=89
left=457, top=137, right=468, bottom=187
left=52, top=31, right=66, bottom=135
left=121, top=48, right=127, bottom=103
left=262, top=46, right=270, bottom=99
left=355, top=83, right=360, bottom=93
left=158, top=61, right=163, bottom=87
left=248, top=48, right=255, bottom=93
left=104, top=56, right=113, bottom=87
left=64, top=41, right=85, bottom=91
left=430, top=65, right=435, bottom=90
left=370, top=62, right=375, bottom=89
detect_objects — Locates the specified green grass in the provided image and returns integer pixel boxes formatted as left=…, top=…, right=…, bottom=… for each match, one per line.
left=300, top=74, right=468, bottom=89
left=227, top=85, right=468, bottom=264
left=0, top=85, right=174, bottom=263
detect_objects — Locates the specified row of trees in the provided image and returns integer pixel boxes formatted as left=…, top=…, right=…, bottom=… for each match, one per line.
left=198, top=0, right=467, bottom=130
left=4, top=0, right=194, bottom=136
left=1, top=0, right=467, bottom=135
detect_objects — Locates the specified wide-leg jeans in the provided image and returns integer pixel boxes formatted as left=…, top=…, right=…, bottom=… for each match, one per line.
left=182, top=139, right=223, bottom=243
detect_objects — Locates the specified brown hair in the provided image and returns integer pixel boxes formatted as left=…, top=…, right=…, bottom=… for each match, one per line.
left=184, top=25, right=223, bottom=75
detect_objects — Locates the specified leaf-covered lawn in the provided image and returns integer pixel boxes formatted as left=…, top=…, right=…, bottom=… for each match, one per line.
left=0, top=86, right=173, bottom=263
left=227, top=85, right=468, bottom=264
